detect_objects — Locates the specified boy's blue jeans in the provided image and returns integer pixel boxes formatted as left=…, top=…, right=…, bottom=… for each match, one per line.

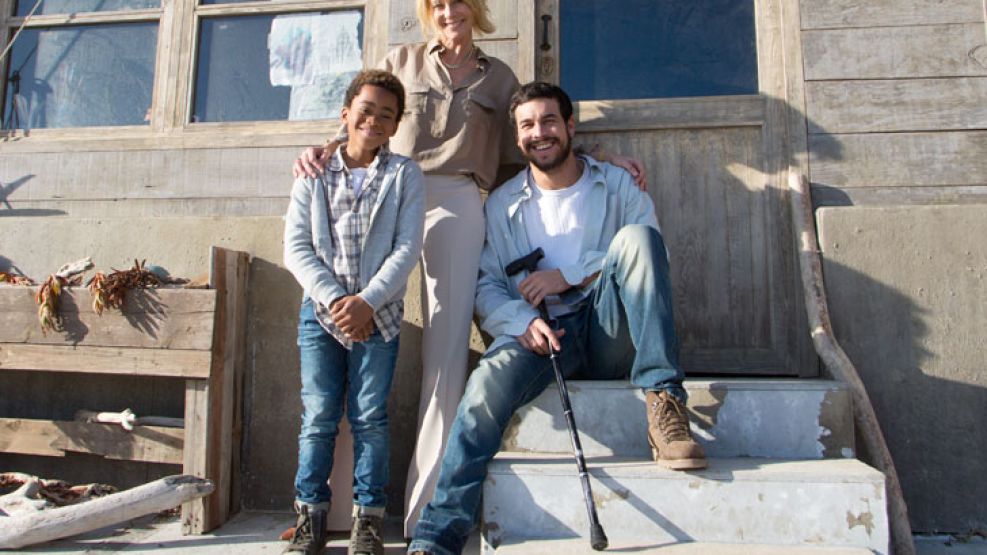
left=408, top=225, right=685, bottom=555
left=293, top=297, right=399, bottom=510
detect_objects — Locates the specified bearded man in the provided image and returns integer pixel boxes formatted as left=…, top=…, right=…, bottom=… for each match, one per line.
left=407, top=81, right=706, bottom=555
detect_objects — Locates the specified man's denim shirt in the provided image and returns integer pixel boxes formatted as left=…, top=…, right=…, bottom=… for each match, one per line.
left=475, top=155, right=661, bottom=353
left=284, top=148, right=425, bottom=319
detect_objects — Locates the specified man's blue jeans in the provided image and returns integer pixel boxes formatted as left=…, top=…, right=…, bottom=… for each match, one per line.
left=409, top=225, right=685, bottom=555
left=293, top=297, right=399, bottom=511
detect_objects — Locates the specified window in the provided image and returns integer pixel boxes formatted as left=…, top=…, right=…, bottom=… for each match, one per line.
left=3, top=23, right=157, bottom=128
left=2, top=0, right=160, bottom=130
left=559, top=0, right=758, bottom=101
left=1, top=0, right=368, bottom=133
left=192, top=10, right=362, bottom=123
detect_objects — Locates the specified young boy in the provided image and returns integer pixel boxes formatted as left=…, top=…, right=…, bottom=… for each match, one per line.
left=283, top=70, right=425, bottom=555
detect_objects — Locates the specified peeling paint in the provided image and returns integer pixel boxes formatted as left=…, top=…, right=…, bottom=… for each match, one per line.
left=847, top=510, right=875, bottom=535
left=592, top=486, right=629, bottom=507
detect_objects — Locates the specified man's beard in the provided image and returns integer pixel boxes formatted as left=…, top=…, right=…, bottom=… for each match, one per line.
left=523, top=133, right=572, bottom=172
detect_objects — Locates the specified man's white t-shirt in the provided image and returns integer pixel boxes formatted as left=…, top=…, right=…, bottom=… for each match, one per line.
left=522, top=163, right=593, bottom=318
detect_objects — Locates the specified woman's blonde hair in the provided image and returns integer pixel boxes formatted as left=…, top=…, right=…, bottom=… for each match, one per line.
left=417, top=0, right=496, bottom=38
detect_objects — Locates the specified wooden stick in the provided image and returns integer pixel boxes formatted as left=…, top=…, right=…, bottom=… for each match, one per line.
left=789, top=172, right=914, bottom=555
left=0, top=475, right=213, bottom=549
left=0, top=479, right=47, bottom=517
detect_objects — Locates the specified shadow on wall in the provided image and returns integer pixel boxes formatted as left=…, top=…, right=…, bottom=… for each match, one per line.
left=823, top=258, right=987, bottom=534
left=0, top=174, right=65, bottom=217
left=239, top=257, right=452, bottom=517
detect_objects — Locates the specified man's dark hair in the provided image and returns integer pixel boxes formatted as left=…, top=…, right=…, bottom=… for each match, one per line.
left=509, top=81, right=574, bottom=126
left=343, top=69, right=406, bottom=124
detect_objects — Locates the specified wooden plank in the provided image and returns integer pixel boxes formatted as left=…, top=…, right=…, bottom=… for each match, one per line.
left=182, top=379, right=209, bottom=534
left=0, top=418, right=183, bottom=464
left=803, top=24, right=987, bottom=80
left=0, top=148, right=297, bottom=201
left=182, top=247, right=249, bottom=534
left=806, top=77, right=987, bottom=134
left=8, top=8, right=160, bottom=26
left=0, top=344, right=212, bottom=378
left=809, top=131, right=987, bottom=187
left=574, top=96, right=765, bottom=133
left=811, top=184, right=987, bottom=206
left=194, top=0, right=361, bottom=17
left=801, top=0, right=984, bottom=29
left=0, top=287, right=216, bottom=350
left=205, top=246, right=248, bottom=531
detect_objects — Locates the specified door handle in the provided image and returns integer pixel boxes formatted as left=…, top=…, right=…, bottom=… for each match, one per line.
left=540, top=14, right=552, bottom=51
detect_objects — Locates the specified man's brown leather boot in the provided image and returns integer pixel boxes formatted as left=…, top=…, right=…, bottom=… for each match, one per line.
left=646, top=390, right=707, bottom=470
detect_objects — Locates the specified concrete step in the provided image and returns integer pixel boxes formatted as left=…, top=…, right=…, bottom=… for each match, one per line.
left=482, top=455, right=888, bottom=554
left=501, top=379, right=854, bottom=460
left=486, top=538, right=875, bottom=554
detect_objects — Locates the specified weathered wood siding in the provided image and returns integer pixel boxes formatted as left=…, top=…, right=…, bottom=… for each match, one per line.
left=802, top=0, right=987, bottom=200
left=801, top=0, right=987, bottom=533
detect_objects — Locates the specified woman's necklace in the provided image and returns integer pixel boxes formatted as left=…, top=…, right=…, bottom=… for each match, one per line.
left=440, top=44, right=475, bottom=69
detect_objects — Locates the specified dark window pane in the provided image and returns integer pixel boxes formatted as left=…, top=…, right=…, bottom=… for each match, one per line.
left=2, top=23, right=157, bottom=129
left=14, top=0, right=159, bottom=17
left=192, top=10, right=363, bottom=123
left=560, top=0, right=758, bottom=101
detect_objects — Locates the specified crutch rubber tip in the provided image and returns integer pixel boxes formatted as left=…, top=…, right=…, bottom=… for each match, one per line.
left=590, top=525, right=608, bottom=551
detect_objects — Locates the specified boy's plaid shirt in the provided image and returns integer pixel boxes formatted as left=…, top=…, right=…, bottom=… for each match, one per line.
left=314, top=147, right=404, bottom=349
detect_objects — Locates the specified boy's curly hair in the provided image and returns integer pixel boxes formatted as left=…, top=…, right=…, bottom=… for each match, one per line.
left=343, top=70, right=406, bottom=124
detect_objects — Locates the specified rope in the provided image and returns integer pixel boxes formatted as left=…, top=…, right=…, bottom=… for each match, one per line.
left=0, top=0, right=45, bottom=65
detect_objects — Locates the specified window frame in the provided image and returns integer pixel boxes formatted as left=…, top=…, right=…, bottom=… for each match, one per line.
left=0, top=0, right=381, bottom=150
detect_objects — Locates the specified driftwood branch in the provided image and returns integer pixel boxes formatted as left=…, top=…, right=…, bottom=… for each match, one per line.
left=0, top=480, right=47, bottom=517
left=54, top=258, right=94, bottom=280
left=0, top=474, right=213, bottom=550
left=789, top=172, right=914, bottom=555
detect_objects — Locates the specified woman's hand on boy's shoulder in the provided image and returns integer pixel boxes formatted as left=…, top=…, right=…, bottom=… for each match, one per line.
left=292, top=143, right=336, bottom=179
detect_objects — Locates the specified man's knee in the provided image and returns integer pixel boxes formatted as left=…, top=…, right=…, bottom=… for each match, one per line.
left=608, top=225, right=668, bottom=269
left=611, top=224, right=664, bottom=253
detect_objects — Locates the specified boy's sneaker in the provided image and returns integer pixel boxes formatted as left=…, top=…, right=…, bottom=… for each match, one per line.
left=284, top=503, right=328, bottom=555
left=646, top=390, right=707, bottom=470
left=349, top=513, right=384, bottom=555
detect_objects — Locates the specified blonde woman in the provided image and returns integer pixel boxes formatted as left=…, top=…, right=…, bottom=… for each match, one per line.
left=292, top=0, right=646, bottom=539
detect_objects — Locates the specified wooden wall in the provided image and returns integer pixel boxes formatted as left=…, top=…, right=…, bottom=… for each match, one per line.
left=801, top=0, right=987, bottom=205
left=800, top=0, right=987, bottom=533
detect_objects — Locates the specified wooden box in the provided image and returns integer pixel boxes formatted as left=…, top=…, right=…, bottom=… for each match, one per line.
left=0, top=247, right=249, bottom=534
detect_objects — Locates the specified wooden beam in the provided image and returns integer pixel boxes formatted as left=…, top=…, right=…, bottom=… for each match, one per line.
left=809, top=130, right=987, bottom=188
left=806, top=77, right=987, bottom=134
left=182, top=246, right=249, bottom=534
left=801, top=0, right=984, bottom=29
left=0, top=344, right=212, bottom=378
left=803, top=24, right=987, bottom=81
left=0, top=287, right=217, bottom=350
left=0, top=418, right=183, bottom=465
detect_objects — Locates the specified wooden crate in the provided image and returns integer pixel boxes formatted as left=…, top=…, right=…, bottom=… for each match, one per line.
left=0, top=246, right=249, bottom=534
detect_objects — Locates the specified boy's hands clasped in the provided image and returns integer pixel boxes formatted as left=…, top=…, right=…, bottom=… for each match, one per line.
left=330, top=295, right=375, bottom=342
